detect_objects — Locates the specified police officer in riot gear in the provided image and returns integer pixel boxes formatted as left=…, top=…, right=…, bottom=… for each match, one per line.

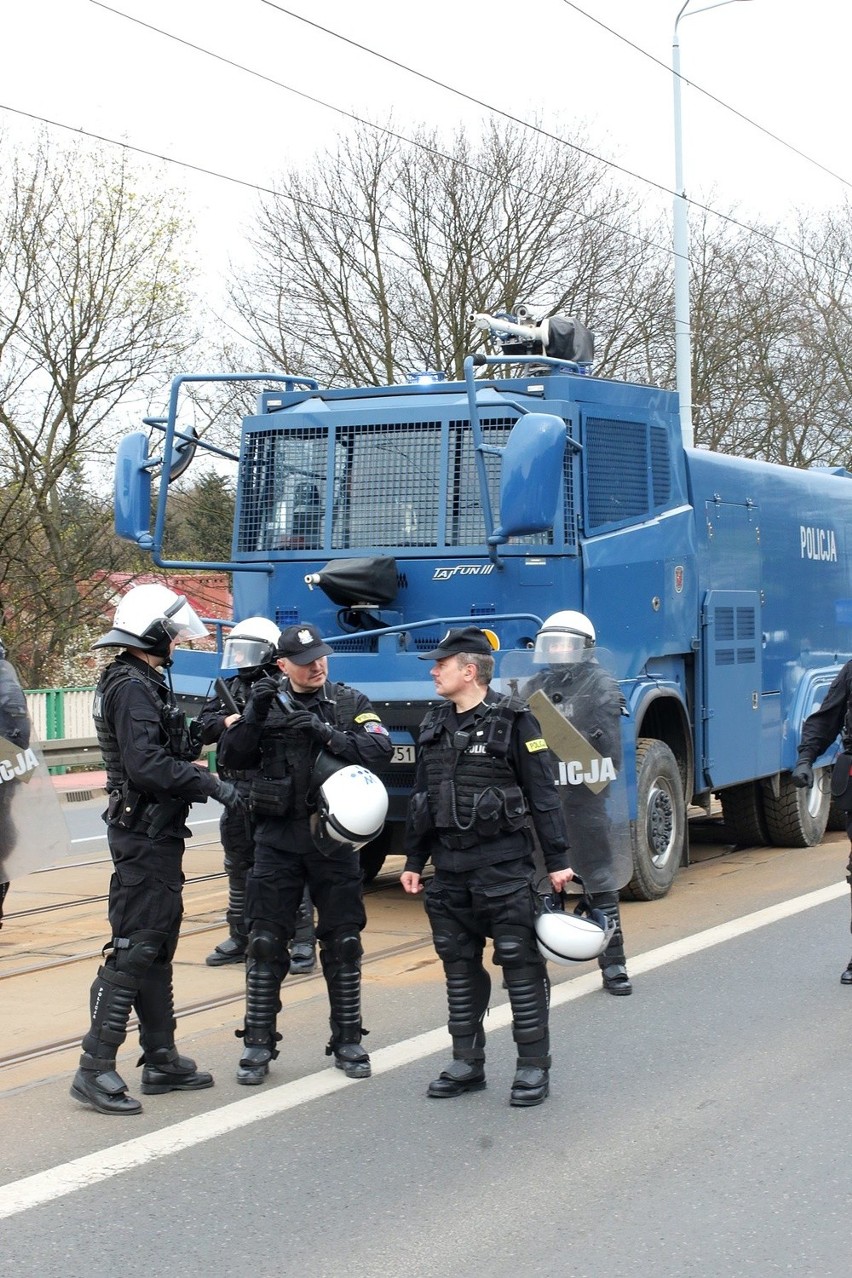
left=528, top=611, right=633, bottom=995
left=196, top=617, right=318, bottom=972
left=400, top=627, right=573, bottom=1108
left=792, top=660, right=852, bottom=985
left=0, top=635, right=31, bottom=927
left=70, top=585, right=244, bottom=1115
left=217, top=622, right=393, bottom=1085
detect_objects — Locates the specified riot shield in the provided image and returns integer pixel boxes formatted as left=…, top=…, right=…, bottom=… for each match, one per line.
left=499, top=648, right=632, bottom=893
left=0, top=732, right=73, bottom=883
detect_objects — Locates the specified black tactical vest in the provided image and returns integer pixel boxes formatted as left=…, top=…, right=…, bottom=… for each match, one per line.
left=257, top=681, right=358, bottom=797
left=418, top=696, right=529, bottom=845
left=93, top=661, right=176, bottom=792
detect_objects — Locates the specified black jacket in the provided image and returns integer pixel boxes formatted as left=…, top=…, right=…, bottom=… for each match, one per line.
left=403, top=688, right=570, bottom=876
left=94, top=652, right=218, bottom=804
left=797, top=661, right=852, bottom=764
left=218, top=677, right=392, bottom=790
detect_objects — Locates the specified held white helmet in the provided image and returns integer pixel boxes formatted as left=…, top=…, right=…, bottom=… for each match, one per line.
left=222, top=616, right=281, bottom=673
left=93, top=584, right=208, bottom=657
left=535, top=895, right=615, bottom=965
left=310, top=763, right=389, bottom=856
left=533, top=610, right=596, bottom=666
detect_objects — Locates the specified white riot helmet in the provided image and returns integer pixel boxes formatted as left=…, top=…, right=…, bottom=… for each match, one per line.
left=534, top=894, right=615, bottom=965
left=533, top=610, right=596, bottom=666
left=222, top=616, right=281, bottom=673
left=94, top=584, right=208, bottom=657
left=310, top=762, right=389, bottom=856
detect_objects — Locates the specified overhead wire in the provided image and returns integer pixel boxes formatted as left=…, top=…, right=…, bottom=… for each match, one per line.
left=254, top=0, right=842, bottom=271
left=559, top=0, right=852, bottom=196
left=86, top=0, right=667, bottom=258
left=0, top=101, right=368, bottom=226
left=4, top=1, right=842, bottom=276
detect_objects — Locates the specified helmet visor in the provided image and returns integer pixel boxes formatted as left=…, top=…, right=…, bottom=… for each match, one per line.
left=533, top=629, right=590, bottom=665
left=222, top=637, right=274, bottom=670
left=161, top=596, right=208, bottom=643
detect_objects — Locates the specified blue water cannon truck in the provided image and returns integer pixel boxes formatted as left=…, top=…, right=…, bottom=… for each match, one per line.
left=112, top=307, right=852, bottom=893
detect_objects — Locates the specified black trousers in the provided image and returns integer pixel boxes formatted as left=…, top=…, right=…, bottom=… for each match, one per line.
left=106, top=826, right=184, bottom=955
left=247, top=819, right=365, bottom=943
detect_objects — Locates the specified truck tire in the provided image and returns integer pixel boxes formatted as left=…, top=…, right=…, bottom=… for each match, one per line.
left=760, top=768, right=830, bottom=847
left=719, top=781, right=770, bottom=848
left=627, top=738, right=686, bottom=901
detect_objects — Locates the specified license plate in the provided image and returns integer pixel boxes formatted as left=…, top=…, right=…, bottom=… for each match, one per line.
left=391, top=745, right=416, bottom=764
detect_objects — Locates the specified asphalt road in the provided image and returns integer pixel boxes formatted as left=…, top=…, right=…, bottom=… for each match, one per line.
left=1, top=816, right=849, bottom=1277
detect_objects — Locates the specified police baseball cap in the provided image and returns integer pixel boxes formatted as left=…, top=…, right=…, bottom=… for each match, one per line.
left=419, top=627, right=494, bottom=660
left=277, top=623, right=333, bottom=665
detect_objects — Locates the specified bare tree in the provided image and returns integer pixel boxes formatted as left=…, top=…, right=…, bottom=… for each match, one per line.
left=0, top=133, right=200, bottom=684
left=229, top=120, right=670, bottom=387
left=688, top=207, right=852, bottom=467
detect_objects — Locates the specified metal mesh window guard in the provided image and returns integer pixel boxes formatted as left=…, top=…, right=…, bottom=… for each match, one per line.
left=236, top=416, right=558, bottom=553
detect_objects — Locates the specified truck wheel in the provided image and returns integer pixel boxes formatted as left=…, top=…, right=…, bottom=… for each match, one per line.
left=627, top=738, right=686, bottom=901
left=760, top=769, right=830, bottom=847
left=720, top=781, right=770, bottom=848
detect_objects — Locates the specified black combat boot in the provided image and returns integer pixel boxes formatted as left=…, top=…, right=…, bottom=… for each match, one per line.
left=842, top=958, right=852, bottom=985
left=71, top=1052, right=142, bottom=1115
left=428, top=961, right=490, bottom=1098
left=504, top=961, right=551, bottom=1108
left=509, top=1060, right=551, bottom=1107
left=593, top=895, right=632, bottom=995
left=70, top=961, right=142, bottom=1115
left=323, top=936, right=370, bottom=1079
left=135, top=962, right=214, bottom=1092
left=140, top=1048, right=214, bottom=1093
left=206, top=879, right=249, bottom=965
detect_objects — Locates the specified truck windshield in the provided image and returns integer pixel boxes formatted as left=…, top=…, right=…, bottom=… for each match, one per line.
left=236, top=416, right=557, bottom=553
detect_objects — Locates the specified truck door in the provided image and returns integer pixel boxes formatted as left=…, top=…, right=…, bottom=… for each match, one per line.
left=700, top=588, right=764, bottom=788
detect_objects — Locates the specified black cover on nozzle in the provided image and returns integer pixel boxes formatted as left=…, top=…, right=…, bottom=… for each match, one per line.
left=544, top=316, right=594, bottom=363
left=306, top=556, right=399, bottom=608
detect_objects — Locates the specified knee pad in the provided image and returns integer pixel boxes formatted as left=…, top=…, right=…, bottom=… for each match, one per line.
left=112, top=930, right=168, bottom=978
left=433, top=928, right=480, bottom=964
left=324, top=930, right=363, bottom=966
left=492, top=929, right=539, bottom=969
left=247, top=928, right=287, bottom=964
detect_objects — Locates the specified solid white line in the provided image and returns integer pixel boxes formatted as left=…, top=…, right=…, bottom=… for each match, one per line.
left=69, top=818, right=220, bottom=845
left=0, top=880, right=846, bottom=1220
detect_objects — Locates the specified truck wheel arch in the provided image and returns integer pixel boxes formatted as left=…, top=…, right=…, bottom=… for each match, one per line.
left=624, top=692, right=692, bottom=900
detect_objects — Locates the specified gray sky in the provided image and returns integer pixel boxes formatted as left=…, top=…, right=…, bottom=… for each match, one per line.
left=4, top=0, right=850, bottom=292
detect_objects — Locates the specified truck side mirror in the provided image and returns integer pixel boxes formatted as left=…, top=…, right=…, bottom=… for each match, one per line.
left=114, top=432, right=154, bottom=547
left=168, top=426, right=199, bottom=482
left=489, top=413, right=567, bottom=543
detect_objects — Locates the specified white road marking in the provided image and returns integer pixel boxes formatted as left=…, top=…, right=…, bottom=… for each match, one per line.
left=0, top=880, right=845, bottom=1220
left=68, top=817, right=220, bottom=846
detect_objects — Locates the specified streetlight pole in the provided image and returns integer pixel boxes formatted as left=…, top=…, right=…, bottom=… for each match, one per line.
left=672, top=0, right=753, bottom=448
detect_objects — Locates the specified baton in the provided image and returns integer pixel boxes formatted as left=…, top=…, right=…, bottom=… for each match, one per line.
left=215, top=677, right=240, bottom=716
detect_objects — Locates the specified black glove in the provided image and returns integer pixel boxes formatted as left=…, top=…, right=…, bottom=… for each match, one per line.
left=286, top=710, right=348, bottom=753
left=791, top=760, right=814, bottom=789
left=212, top=778, right=245, bottom=812
left=284, top=709, right=329, bottom=739
left=245, top=675, right=280, bottom=724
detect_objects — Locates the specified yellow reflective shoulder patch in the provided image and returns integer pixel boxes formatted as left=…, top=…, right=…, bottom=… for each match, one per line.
left=354, top=712, right=380, bottom=724
left=525, top=737, right=548, bottom=753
